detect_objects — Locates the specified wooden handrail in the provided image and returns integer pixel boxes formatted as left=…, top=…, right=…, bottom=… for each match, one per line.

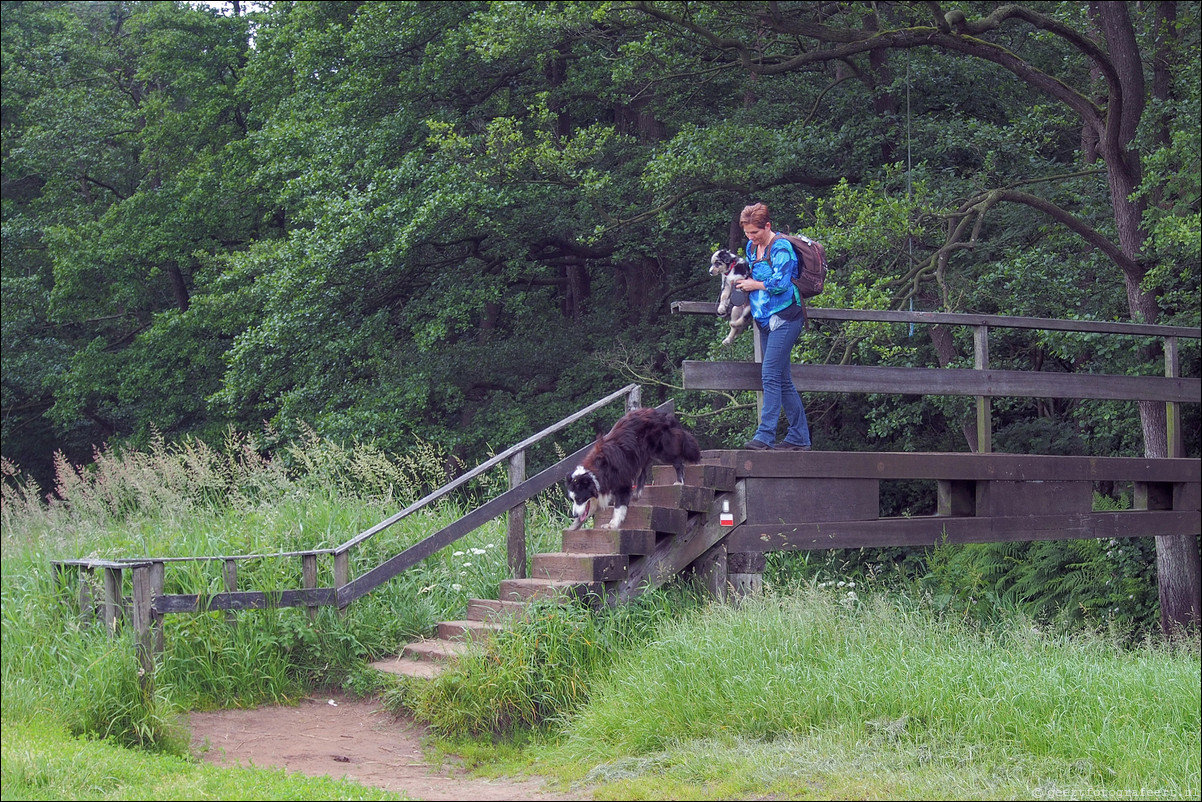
left=673, top=304, right=1200, bottom=456
left=670, top=302, right=1202, bottom=339
left=51, top=385, right=650, bottom=624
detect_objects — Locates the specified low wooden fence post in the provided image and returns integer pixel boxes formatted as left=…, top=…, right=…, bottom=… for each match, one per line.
left=974, top=324, right=991, bottom=453
left=507, top=450, right=527, bottom=579
left=102, top=565, right=122, bottom=635
left=131, top=563, right=155, bottom=686
left=78, top=566, right=95, bottom=626
left=150, top=561, right=164, bottom=654
left=1166, top=336, right=1183, bottom=459
left=335, top=550, right=349, bottom=616
left=302, top=554, right=318, bottom=622
left=223, top=559, right=238, bottom=626
left=626, top=384, right=642, bottom=412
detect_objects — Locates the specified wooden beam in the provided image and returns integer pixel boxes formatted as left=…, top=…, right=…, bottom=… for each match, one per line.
left=683, top=361, right=1201, bottom=403
left=725, top=510, right=1200, bottom=551
left=702, top=450, right=1201, bottom=483
left=671, top=302, right=1202, bottom=339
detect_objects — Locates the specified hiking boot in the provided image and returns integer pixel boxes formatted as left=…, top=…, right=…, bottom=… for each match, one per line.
left=777, top=442, right=811, bottom=451
left=743, top=439, right=774, bottom=450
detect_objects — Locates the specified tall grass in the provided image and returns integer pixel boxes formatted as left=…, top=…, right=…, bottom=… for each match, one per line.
left=1, top=428, right=572, bottom=749
left=533, top=588, right=1200, bottom=799
left=411, top=587, right=706, bottom=738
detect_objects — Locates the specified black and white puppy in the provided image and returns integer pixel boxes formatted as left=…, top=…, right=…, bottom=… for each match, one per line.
left=710, top=249, right=753, bottom=346
left=565, top=407, right=702, bottom=530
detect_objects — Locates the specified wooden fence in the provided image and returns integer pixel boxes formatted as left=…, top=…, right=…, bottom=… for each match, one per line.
left=52, top=384, right=650, bottom=677
left=671, top=304, right=1199, bottom=456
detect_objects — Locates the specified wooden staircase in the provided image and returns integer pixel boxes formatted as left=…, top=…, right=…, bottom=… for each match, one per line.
left=371, top=458, right=738, bottom=679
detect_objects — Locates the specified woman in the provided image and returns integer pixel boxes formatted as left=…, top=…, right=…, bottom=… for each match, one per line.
left=735, top=202, right=812, bottom=451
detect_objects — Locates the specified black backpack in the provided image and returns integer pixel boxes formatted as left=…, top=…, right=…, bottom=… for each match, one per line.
left=774, top=232, right=829, bottom=299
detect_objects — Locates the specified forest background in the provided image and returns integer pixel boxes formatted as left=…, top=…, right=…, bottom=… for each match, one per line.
left=2, top=0, right=1200, bottom=634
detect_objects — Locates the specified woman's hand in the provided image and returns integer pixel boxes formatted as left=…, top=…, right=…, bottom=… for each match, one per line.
left=736, top=278, right=763, bottom=292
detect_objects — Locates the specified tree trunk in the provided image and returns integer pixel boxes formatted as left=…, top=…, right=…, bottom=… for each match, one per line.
left=1093, top=1, right=1200, bottom=632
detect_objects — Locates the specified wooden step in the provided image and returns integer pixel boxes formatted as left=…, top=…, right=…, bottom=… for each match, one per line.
left=636, top=483, right=714, bottom=512
left=531, top=552, right=629, bottom=582
left=466, top=598, right=528, bottom=622
left=369, top=653, right=447, bottom=679
left=437, top=618, right=503, bottom=642
left=562, top=527, right=657, bottom=554
left=652, top=463, right=737, bottom=490
left=498, top=577, right=613, bottom=604
left=593, top=504, right=687, bottom=534
left=400, top=637, right=472, bottom=663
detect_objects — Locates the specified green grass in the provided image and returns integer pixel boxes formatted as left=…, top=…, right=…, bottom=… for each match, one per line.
left=525, top=590, right=1200, bottom=799
left=3, top=434, right=1199, bottom=800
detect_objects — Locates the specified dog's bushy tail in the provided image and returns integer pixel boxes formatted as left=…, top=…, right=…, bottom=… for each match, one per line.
left=651, top=410, right=701, bottom=464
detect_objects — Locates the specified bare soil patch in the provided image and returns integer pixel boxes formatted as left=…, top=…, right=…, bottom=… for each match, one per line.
left=188, top=691, right=590, bottom=801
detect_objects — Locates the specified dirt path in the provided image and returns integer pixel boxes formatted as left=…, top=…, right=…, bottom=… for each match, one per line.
left=188, top=691, right=591, bottom=801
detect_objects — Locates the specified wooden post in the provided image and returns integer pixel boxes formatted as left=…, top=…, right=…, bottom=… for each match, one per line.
left=78, top=565, right=95, bottom=626
left=690, top=542, right=727, bottom=603
left=626, top=384, right=642, bottom=412
left=102, top=566, right=122, bottom=635
left=334, top=550, right=349, bottom=615
left=727, top=551, right=765, bottom=599
left=131, top=564, right=155, bottom=686
left=223, top=559, right=238, bottom=626
left=302, top=554, right=318, bottom=623
left=507, top=451, right=527, bottom=579
left=150, top=561, right=164, bottom=654
left=1165, top=336, right=1182, bottom=459
left=973, top=325, right=991, bottom=453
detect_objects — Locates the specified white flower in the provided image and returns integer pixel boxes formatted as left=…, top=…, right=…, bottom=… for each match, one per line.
left=463, top=561, right=472, bottom=568
left=451, top=583, right=462, bottom=591
left=453, top=551, right=465, bottom=557
left=471, top=548, right=486, bottom=555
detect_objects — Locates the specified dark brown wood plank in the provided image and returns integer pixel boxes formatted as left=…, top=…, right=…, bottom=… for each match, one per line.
left=724, top=511, right=1199, bottom=551
left=561, top=528, right=659, bottom=555
left=683, top=361, right=1200, bottom=403
left=530, top=553, right=630, bottom=582
left=745, top=478, right=879, bottom=523
left=701, top=450, right=1201, bottom=483
left=154, top=587, right=337, bottom=614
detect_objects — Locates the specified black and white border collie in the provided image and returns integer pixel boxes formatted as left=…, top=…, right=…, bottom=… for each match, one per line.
left=565, top=407, right=702, bottom=530
left=709, top=249, right=753, bottom=346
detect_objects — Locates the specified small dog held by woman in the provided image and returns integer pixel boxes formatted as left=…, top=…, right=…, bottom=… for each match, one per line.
left=565, top=407, right=701, bottom=530
left=709, top=248, right=753, bottom=346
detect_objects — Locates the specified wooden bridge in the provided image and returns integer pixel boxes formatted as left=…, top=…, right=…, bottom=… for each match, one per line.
left=51, top=309, right=1201, bottom=679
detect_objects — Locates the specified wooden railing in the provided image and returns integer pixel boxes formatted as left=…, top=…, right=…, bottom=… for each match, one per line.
left=52, top=384, right=650, bottom=675
left=671, top=303, right=1200, bottom=456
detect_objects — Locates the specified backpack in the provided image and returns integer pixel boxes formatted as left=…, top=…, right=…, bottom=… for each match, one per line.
left=774, top=232, right=828, bottom=300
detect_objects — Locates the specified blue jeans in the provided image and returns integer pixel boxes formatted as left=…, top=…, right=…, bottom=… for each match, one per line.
left=752, top=313, right=811, bottom=447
